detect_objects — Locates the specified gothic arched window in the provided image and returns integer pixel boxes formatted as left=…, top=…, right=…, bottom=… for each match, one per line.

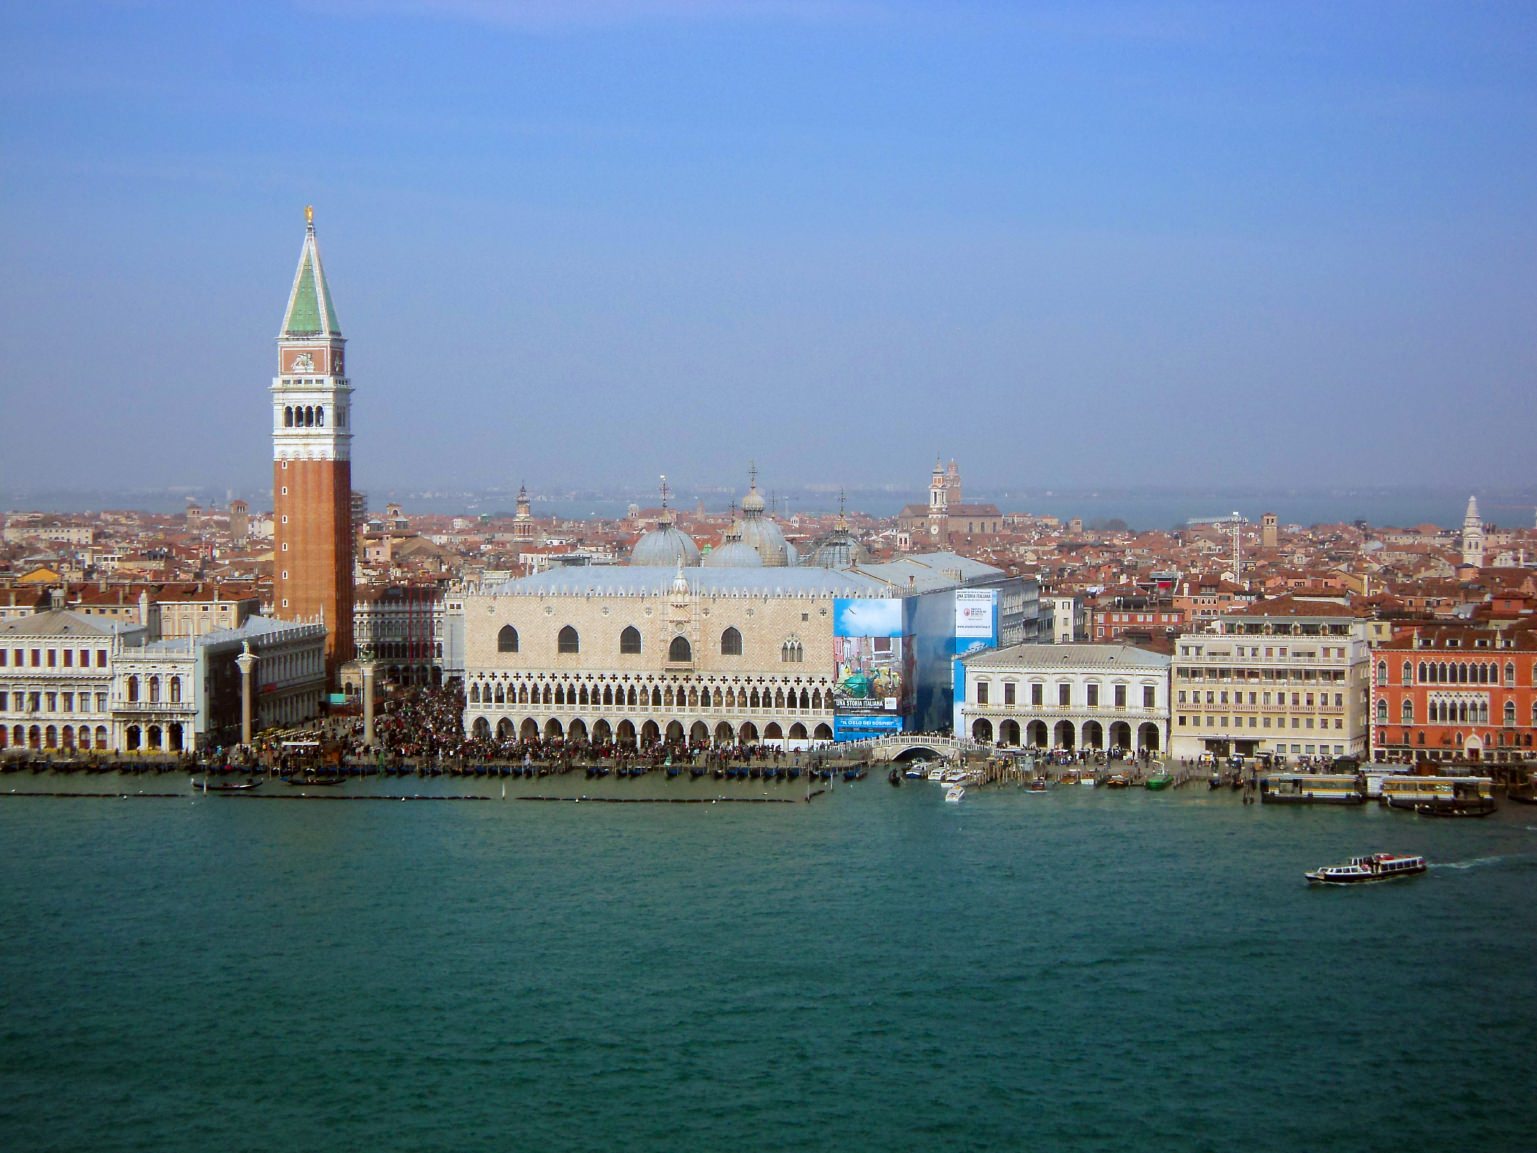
left=721, top=627, right=743, bottom=656
left=669, top=636, right=692, bottom=662
left=558, top=626, right=579, bottom=654
left=497, top=625, right=519, bottom=653
left=620, top=626, right=641, bottom=655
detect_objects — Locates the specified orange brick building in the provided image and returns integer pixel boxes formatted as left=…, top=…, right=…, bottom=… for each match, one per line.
left=1369, top=623, right=1537, bottom=765
left=271, top=208, right=354, bottom=683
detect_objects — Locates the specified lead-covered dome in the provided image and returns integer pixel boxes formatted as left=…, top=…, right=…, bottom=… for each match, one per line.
left=631, top=521, right=700, bottom=567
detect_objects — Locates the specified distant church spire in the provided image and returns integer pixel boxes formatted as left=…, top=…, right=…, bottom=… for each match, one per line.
left=1462, top=494, right=1485, bottom=568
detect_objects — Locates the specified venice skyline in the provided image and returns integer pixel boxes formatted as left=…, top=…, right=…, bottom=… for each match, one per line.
left=2, top=2, right=1534, bottom=496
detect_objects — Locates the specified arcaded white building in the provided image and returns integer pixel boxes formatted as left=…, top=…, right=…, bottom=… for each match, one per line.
left=461, top=566, right=889, bottom=749
left=1, top=607, right=325, bottom=755
left=957, top=643, right=1170, bottom=752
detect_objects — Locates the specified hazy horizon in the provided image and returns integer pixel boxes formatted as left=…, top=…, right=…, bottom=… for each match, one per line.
left=3, top=2, right=1534, bottom=498
left=6, top=479, right=1533, bottom=535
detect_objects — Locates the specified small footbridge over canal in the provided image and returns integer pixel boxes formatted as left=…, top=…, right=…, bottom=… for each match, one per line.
left=837, top=734, right=987, bottom=764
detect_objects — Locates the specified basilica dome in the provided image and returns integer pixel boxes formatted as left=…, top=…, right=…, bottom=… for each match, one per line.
left=630, top=521, right=701, bottom=567
left=704, top=538, right=764, bottom=568
left=735, top=473, right=794, bottom=567
left=807, top=519, right=868, bottom=570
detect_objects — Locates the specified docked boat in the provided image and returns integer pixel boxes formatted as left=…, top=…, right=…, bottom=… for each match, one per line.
left=1144, top=769, right=1173, bottom=791
left=1305, top=853, right=1427, bottom=885
left=282, top=774, right=346, bottom=786
left=944, top=785, right=965, bottom=803
left=1411, top=798, right=1497, bottom=818
left=1104, top=772, right=1129, bottom=789
left=192, top=777, right=264, bottom=793
left=1377, top=774, right=1493, bottom=808
left=1259, top=773, right=1365, bottom=805
left=1507, top=786, right=1537, bottom=806
left=1026, top=776, right=1049, bottom=794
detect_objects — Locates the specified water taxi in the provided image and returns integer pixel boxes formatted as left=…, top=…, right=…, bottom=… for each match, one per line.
left=944, top=785, right=965, bottom=803
left=1305, top=853, right=1427, bottom=885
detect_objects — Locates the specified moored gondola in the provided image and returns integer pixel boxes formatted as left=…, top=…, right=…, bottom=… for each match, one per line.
left=192, top=777, right=264, bottom=793
left=1412, top=798, right=1497, bottom=818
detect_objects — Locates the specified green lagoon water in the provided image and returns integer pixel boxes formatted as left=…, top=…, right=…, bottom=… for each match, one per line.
left=2, top=774, right=1533, bottom=1153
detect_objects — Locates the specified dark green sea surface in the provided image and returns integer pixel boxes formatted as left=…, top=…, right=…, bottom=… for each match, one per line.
left=2, top=775, right=1533, bottom=1153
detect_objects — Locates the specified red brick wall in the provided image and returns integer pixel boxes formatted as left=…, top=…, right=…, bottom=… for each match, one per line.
left=273, top=458, right=354, bottom=682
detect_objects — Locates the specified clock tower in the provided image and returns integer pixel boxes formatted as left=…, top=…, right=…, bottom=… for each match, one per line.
left=271, top=207, right=354, bottom=682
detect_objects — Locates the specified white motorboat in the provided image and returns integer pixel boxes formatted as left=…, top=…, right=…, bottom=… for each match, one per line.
left=944, top=785, right=966, bottom=803
left=1305, top=852, right=1427, bottom=885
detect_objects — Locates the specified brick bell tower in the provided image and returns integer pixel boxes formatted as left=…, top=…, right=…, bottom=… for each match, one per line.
left=272, top=206, right=354, bottom=683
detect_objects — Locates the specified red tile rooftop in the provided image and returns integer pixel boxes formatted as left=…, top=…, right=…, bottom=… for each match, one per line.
left=1226, top=595, right=1360, bottom=618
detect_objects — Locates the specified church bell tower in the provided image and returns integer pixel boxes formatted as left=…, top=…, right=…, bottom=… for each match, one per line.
left=271, top=207, right=354, bottom=682
left=1461, top=495, right=1485, bottom=569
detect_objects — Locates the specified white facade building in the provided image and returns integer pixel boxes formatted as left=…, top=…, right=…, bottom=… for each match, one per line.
left=958, top=643, right=1170, bottom=752
left=1, top=608, right=325, bottom=755
left=1, top=609, right=139, bottom=753
left=461, top=567, right=882, bottom=750
left=1169, top=600, right=1370, bottom=762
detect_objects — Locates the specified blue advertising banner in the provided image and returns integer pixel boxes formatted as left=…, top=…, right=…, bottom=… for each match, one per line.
left=834, top=713, right=904, bottom=742
left=833, top=598, right=903, bottom=638
left=952, top=588, right=999, bottom=736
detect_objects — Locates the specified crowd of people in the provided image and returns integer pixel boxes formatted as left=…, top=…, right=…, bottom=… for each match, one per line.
left=282, top=685, right=824, bottom=771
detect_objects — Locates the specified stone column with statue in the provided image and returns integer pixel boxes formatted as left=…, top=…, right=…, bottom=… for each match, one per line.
left=235, top=641, right=259, bottom=750
left=361, top=649, right=377, bottom=749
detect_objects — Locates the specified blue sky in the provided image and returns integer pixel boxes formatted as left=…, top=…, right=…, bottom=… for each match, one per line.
left=2, top=1, right=1534, bottom=504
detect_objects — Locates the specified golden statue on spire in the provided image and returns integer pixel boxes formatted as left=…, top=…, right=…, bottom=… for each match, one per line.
left=305, top=204, right=314, bottom=225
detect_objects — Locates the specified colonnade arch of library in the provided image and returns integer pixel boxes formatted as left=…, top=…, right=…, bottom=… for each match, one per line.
left=463, top=670, right=838, bottom=747
left=968, top=718, right=1163, bottom=753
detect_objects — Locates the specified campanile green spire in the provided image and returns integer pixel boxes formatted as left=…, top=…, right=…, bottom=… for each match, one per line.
left=280, top=205, right=342, bottom=338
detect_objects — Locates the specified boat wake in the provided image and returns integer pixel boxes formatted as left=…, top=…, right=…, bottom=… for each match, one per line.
left=1431, top=853, right=1537, bottom=871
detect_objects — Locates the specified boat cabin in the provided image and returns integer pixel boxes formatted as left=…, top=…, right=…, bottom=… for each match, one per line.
left=1260, top=773, right=1365, bottom=805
